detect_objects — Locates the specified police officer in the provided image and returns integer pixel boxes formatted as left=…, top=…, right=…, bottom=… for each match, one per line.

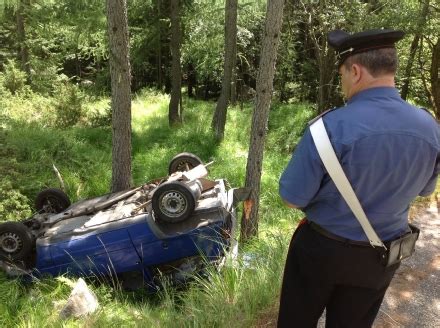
left=277, top=29, right=440, bottom=327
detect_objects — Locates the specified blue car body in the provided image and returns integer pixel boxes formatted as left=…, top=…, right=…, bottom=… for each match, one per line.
left=1, top=179, right=237, bottom=290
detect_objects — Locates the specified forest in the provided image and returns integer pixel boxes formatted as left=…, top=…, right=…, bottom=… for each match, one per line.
left=1, top=0, right=438, bottom=116
left=0, top=0, right=439, bottom=326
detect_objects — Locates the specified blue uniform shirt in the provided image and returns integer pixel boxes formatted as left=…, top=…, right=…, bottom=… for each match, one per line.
left=279, top=87, right=440, bottom=241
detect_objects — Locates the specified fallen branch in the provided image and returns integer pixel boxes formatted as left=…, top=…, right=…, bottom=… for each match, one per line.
left=52, top=163, right=65, bottom=191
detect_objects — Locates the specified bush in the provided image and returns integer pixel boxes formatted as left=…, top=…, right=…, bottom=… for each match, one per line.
left=0, top=80, right=10, bottom=97
left=30, top=62, right=61, bottom=96
left=54, top=82, right=86, bottom=127
left=0, top=180, right=32, bottom=222
left=0, top=60, right=27, bottom=95
left=88, top=106, right=112, bottom=127
left=135, top=87, right=169, bottom=104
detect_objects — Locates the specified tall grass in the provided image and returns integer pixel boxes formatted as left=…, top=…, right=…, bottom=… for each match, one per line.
left=0, top=89, right=312, bottom=327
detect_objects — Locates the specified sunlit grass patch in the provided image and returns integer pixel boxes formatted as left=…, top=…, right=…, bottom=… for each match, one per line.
left=0, top=89, right=311, bottom=327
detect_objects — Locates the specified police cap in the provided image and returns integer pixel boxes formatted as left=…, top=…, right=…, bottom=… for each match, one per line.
left=327, top=29, right=405, bottom=66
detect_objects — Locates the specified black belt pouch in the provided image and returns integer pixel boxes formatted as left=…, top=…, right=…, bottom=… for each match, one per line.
left=382, top=224, right=420, bottom=267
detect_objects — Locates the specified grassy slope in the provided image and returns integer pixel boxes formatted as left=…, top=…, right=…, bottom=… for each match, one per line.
left=0, top=91, right=313, bottom=327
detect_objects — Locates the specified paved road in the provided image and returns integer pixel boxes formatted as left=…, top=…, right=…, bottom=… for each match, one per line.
left=373, top=202, right=440, bottom=328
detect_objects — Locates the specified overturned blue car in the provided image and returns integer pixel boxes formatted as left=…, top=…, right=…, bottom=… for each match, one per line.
left=0, top=153, right=245, bottom=290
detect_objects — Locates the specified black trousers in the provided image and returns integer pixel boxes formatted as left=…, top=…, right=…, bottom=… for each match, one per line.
left=277, top=222, right=400, bottom=328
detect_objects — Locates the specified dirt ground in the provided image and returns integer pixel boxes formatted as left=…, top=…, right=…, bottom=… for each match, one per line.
left=253, top=196, right=440, bottom=328
left=373, top=199, right=440, bottom=328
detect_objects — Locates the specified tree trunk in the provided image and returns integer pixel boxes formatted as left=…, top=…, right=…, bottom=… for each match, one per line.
left=231, top=40, right=238, bottom=105
left=168, top=0, right=182, bottom=126
left=187, top=62, right=196, bottom=98
left=317, top=46, right=336, bottom=112
left=211, top=0, right=238, bottom=140
left=401, top=0, right=429, bottom=100
left=106, top=0, right=132, bottom=192
left=430, top=38, right=440, bottom=119
left=240, top=0, right=285, bottom=242
left=16, top=0, right=31, bottom=81
left=311, top=1, right=336, bottom=112
left=154, top=0, right=163, bottom=90
left=401, top=35, right=421, bottom=100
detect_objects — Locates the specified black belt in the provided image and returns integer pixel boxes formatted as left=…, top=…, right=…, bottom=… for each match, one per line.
left=308, top=221, right=372, bottom=247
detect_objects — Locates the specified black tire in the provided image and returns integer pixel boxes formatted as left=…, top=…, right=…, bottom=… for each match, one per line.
left=0, top=222, right=34, bottom=261
left=34, top=188, right=71, bottom=213
left=168, top=153, right=203, bottom=175
left=152, top=181, right=196, bottom=223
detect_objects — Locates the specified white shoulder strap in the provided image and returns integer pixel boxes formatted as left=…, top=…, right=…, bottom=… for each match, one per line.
left=309, top=118, right=385, bottom=248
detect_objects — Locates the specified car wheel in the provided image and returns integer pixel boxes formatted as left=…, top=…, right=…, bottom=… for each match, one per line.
left=34, top=188, right=71, bottom=213
left=0, top=222, right=34, bottom=261
left=152, top=181, right=196, bottom=223
left=168, top=152, right=203, bottom=174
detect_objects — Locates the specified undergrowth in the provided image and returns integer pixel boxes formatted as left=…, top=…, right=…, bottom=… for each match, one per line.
left=0, top=88, right=311, bottom=327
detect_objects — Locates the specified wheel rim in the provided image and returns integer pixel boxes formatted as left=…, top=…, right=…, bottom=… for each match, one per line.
left=174, top=161, right=192, bottom=172
left=0, top=232, right=22, bottom=254
left=159, top=190, right=187, bottom=218
left=42, top=196, right=61, bottom=213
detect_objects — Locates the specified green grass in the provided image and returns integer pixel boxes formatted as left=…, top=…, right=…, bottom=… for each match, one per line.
left=0, top=89, right=312, bottom=327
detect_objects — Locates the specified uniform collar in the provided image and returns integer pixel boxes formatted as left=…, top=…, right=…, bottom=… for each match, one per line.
left=347, top=87, right=400, bottom=105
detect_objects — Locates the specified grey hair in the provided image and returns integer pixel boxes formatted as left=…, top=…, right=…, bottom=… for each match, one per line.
left=343, top=48, right=398, bottom=77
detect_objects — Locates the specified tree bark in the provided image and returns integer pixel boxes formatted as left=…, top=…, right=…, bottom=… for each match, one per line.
left=316, top=44, right=336, bottom=112
left=401, top=34, right=421, bottom=100
left=211, top=0, right=238, bottom=140
left=240, top=0, right=285, bottom=242
left=401, top=0, right=430, bottom=100
left=187, top=62, right=196, bottom=98
left=106, top=0, right=132, bottom=192
left=154, top=0, right=163, bottom=90
left=310, top=1, right=336, bottom=112
left=231, top=37, right=238, bottom=105
left=16, top=0, right=31, bottom=82
left=430, top=38, right=440, bottom=119
left=168, top=0, right=183, bottom=126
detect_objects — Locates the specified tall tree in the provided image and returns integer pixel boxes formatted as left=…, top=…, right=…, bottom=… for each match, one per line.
left=211, top=0, right=238, bottom=140
left=154, top=0, right=163, bottom=90
left=429, top=37, right=439, bottom=119
left=240, top=0, right=285, bottom=242
left=106, top=0, right=132, bottom=192
left=16, top=0, right=31, bottom=81
left=168, top=0, right=183, bottom=125
left=401, top=0, right=430, bottom=100
left=299, top=0, right=338, bottom=112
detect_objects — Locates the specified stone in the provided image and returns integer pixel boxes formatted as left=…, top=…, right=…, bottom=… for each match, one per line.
left=59, top=278, right=99, bottom=319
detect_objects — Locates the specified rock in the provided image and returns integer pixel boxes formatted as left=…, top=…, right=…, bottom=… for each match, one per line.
left=59, top=278, right=99, bottom=319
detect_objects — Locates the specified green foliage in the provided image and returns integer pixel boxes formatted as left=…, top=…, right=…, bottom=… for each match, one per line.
left=0, top=181, right=32, bottom=222
left=267, top=102, right=315, bottom=154
left=1, top=90, right=57, bottom=126
left=1, top=0, right=437, bottom=108
left=0, top=235, right=292, bottom=327
left=87, top=104, right=112, bottom=128
left=0, top=59, right=27, bottom=94
left=53, top=82, right=87, bottom=127
left=0, top=127, right=32, bottom=221
left=29, top=61, right=62, bottom=96
left=0, top=77, right=10, bottom=99
left=1, top=0, right=438, bottom=324
left=1, top=118, right=112, bottom=200
left=6, top=91, right=435, bottom=327
left=0, top=91, right=304, bottom=327
left=182, top=0, right=225, bottom=85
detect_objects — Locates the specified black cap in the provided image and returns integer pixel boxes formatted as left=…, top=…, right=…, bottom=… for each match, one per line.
left=328, top=29, right=405, bottom=66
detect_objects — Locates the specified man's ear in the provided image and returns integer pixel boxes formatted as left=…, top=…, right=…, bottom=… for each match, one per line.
left=350, top=63, right=362, bottom=84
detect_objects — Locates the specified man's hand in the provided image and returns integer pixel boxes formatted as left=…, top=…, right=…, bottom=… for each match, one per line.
left=282, top=199, right=300, bottom=209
